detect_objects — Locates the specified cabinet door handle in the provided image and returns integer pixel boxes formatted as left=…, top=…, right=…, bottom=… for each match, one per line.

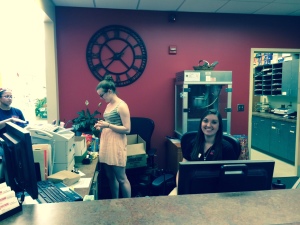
left=290, top=130, right=295, bottom=133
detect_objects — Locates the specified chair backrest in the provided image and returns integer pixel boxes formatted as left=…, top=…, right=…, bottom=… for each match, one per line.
left=180, top=131, right=198, bottom=157
left=129, top=117, right=155, bottom=153
left=180, top=131, right=241, bottom=160
left=223, top=134, right=241, bottom=160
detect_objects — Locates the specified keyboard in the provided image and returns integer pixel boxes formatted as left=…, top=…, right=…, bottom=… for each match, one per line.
left=37, top=180, right=83, bottom=203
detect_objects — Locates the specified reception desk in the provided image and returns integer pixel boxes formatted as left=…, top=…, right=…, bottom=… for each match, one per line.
left=74, top=158, right=99, bottom=198
left=4, top=188, right=300, bottom=224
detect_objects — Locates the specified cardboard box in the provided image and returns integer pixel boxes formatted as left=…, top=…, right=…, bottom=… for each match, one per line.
left=74, top=136, right=86, bottom=156
left=126, top=134, right=147, bottom=169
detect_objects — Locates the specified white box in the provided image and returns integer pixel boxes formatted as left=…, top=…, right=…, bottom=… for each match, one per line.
left=126, top=134, right=147, bottom=169
left=74, top=136, right=86, bottom=156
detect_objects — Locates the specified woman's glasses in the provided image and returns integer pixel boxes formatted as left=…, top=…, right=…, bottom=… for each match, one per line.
left=99, top=92, right=106, bottom=98
left=2, top=95, right=12, bottom=99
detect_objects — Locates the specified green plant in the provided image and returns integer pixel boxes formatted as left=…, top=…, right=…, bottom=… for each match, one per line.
left=35, top=97, right=47, bottom=118
left=72, top=100, right=101, bottom=133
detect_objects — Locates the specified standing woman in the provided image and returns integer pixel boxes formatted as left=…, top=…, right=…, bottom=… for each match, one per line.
left=0, top=88, right=27, bottom=138
left=94, top=75, right=131, bottom=198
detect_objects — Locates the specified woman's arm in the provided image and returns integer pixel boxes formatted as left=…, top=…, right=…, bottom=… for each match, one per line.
left=0, top=117, right=26, bottom=130
left=0, top=118, right=12, bottom=129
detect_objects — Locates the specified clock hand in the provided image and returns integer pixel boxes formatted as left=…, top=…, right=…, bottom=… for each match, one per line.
left=103, top=43, right=129, bottom=61
left=103, top=51, right=125, bottom=61
left=103, top=55, right=115, bottom=61
left=119, top=44, right=130, bottom=55
left=119, top=58, right=130, bottom=69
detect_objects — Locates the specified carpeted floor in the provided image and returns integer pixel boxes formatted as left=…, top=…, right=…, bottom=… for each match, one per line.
left=272, top=176, right=299, bottom=189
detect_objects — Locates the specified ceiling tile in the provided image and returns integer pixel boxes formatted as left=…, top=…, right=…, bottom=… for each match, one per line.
left=290, top=9, right=300, bottom=16
left=52, top=0, right=95, bottom=8
left=218, top=1, right=269, bottom=14
left=274, top=0, right=300, bottom=3
left=94, top=0, right=139, bottom=10
left=178, top=0, right=228, bottom=13
left=230, top=0, right=273, bottom=2
left=138, top=0, right=184, bottom=11
left=255, top=3, right=300, bottom=15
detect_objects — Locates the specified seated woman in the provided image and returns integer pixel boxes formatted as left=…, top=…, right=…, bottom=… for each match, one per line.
left=169, top=109, right=236, bottom=195
left=0, top=88, right=27, bottom=139
left=0, top=88, right=27, bottom=162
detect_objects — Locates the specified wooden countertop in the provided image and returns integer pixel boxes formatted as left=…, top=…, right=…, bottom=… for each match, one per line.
left=4, top=188, right=300, bottom=224
left=73, top=158, right=98, bottom=197
left=252, top=112, right=296, bottom=123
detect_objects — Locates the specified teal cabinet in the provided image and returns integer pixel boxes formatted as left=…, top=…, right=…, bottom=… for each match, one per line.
left=251, top=116, right=271, bottom=152
left=252, top=115, right=296, bottom=164
left=269, top=121, right=289, bottom=159
left=282, top=59, right=299, bottom=97
left=286, top=123, right=296, bottom=163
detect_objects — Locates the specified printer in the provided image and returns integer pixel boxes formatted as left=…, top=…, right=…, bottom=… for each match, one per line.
left=27, top=124, right=75, bottom=174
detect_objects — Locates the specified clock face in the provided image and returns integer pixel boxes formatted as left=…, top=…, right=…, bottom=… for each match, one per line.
left=86, top=25, right=147, bottom=87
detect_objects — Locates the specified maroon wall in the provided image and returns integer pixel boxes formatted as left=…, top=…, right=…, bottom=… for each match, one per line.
left=55, top=7, right=300, bottom=168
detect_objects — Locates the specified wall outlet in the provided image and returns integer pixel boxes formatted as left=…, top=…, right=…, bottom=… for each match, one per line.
left=237, top=104, right=244, bottom=112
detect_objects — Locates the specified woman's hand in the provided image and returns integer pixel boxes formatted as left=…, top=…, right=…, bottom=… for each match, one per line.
left=94, top=120, right=110, bottom=130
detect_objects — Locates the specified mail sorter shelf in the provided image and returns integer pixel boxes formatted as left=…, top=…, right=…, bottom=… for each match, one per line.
left=254, top=62, right=282, bottom=96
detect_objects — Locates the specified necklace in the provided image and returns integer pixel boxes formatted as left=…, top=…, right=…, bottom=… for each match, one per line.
left=204, top=146, right=212, bottom=161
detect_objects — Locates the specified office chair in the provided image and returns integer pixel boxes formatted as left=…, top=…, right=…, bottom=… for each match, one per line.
left=223, top=134, right=241, bottom=160
left=127, top=117, right=157, bottom=196
left=129, top=117, right=156, bottom=168
left=180, top=131, right=241, bottom=160
left=152, top=132, right=198, bottom=196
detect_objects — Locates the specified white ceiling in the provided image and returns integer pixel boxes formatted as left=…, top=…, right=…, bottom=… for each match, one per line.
left=52, top=0, right=300, bottom=16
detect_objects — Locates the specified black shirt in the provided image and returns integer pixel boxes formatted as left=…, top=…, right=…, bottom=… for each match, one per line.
left=182, top=138, right=236, bottom=161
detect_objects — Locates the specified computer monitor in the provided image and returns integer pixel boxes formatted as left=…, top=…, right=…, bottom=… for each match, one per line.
left=0, top=122, right=38, bottom=200
left=177, top=160, right=275, bottom=195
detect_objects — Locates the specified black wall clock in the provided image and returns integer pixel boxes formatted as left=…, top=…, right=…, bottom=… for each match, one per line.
left=86, top=25, right=147, bottom=87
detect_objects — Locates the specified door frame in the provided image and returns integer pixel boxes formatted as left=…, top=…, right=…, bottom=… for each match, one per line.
left=248, top=48, right=300, bottom=176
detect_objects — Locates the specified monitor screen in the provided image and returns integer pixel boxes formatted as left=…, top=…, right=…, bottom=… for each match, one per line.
left=0, top=122, right=38, bottom=199
left=177, top=160, right=275, bottom=195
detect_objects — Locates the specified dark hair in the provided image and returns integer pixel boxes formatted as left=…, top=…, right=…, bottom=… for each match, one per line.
left=0, top=88, right=11, bottom=98
left=190, top=109, right=223, bottom=160
left=96, top=75, right=117, bottom=93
